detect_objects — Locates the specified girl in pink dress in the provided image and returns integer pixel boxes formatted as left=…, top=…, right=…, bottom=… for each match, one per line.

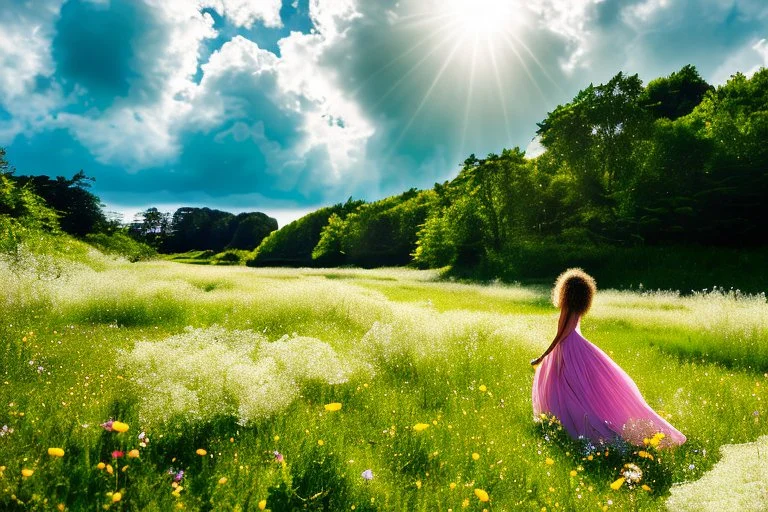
left=530, top=269, right=686, bottom=447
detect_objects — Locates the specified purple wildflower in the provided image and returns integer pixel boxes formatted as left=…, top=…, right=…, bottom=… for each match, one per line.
left=274, top=450, right=284, bottom=463
left=100, top=419, right=114, bottom=432
left=361, top=469, right=374, bottom=481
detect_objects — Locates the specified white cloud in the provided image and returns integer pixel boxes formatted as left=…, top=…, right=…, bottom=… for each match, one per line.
left=0, top=0, right=65, bottom=142
left=622, top=0, right=671, bottom=25
left=309, top=0, right=362, bottom=39
left=527, top=0, right=603, bottom=73
left=54, top=1, right=217, bottom=169
left=711, top=36, right=768, bottom=85
left=201, top=0, right=283, bottom=29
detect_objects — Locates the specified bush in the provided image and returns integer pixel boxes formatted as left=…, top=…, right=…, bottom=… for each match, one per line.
left=85, top=231, right=156, bottom=262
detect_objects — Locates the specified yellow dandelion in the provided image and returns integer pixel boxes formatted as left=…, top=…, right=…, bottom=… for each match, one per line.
left=449, top=482, right=456, bottom=490
left=21, top=469, right=34, bottom=477
left=474, top=488, right=490, bottom=502
left=472, top=453, right=480, bottom=461
left=642, top=484, right=652, bottom=492
left=106, top=464, right=114, bottom=475
left=111, top=421, right=129, bottom=433
left=415, top=480, right=422, bottom=489
left=273, top=435, right=280, bottom=442
left=462, top=498, right=470, bottom=508
left=128, top=449, right=140, bottom=458
left=218, top=477, right=228, bottom=485
left=545, top=457, right=554, bottom=465
left=587, top=455, right=594, bottom=461
left=196, top=448, right=207, bottom=456
left=413, top=423, right=430, bottom=432
left=479, top=385, right=487, bottom=392
left=637, top=450, right=654, bottom=460
left=324, top=402, right=342, bottom=412
left=57, top=504, right=65, bottom=511
left=97, top=462, right=106, bottom=470
left=610, top=477, right=625, bottom=490
left=318, top=439, right=325, bottom=446
left=112, top=492, right=122, bottom=503
left=48, top=447, right=65, bottom=457
left=258, top=499, right=267, bottom=510
left=570, top=470, right=578, bottom=477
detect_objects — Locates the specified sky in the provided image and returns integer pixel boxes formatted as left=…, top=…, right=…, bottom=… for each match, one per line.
left=1, top=0, right=767, bottom=227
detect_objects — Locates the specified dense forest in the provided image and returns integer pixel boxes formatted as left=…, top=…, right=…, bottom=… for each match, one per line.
left=248, top=65, right=768, bottom=282
left=2, top=65, right=767, bottom=286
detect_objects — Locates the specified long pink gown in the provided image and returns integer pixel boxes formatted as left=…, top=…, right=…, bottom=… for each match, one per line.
left=532, top=318, right=686, bottom=447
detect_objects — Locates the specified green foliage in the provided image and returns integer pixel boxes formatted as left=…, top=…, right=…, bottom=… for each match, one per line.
left=325, top=189, right=434, bottom=267
left=312, top=212, right=348, bottom=265
left=248, top=199, right=363, bottom=267
left=10, top=170, right=107, bottom=237
left=128, top=207, right=277, bottom=254
left=84, top=231, right=156, bottom=262
left=641, top=64, right=713, bottom=120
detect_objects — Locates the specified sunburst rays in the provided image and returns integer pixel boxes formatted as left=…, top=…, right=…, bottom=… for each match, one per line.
left=364, top=0, right=553, bottom=157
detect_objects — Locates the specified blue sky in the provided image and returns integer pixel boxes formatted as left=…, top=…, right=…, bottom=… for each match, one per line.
left=1, top=0, right=767, bottom=226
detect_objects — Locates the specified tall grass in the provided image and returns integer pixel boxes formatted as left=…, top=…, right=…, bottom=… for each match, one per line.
left=1, top=255, right=766, bottom=510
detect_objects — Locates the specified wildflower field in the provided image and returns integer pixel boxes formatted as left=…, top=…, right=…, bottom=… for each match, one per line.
left=1, top=249, right=767, bottom=511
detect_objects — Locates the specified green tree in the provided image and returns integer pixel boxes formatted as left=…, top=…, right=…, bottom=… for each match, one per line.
left=641, top=64, right=713, bottom=120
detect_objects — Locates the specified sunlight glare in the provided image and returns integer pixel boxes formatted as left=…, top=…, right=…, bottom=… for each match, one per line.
left=445, top=0, right=517, bottom=39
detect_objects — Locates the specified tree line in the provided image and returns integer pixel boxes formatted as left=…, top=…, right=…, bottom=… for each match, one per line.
left=248, top=65, right=768, bottom=271
left=1, top=150, right=278, bottom=257
left=4, top=64, right=766, bottom=275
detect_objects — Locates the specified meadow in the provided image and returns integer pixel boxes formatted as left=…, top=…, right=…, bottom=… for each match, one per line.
left=1, top=247, right=767, bottom=511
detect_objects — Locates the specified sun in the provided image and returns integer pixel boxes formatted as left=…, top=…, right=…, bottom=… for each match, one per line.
left=443, top=0, right=518, bottom=40
left=372, top=0, right=551, bottom=158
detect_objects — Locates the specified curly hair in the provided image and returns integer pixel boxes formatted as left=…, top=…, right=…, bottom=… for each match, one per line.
left=552, top=268, right=597, bottom=315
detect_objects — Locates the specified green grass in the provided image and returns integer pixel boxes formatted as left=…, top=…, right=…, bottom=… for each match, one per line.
left=1, top=256, right=766, bottom=511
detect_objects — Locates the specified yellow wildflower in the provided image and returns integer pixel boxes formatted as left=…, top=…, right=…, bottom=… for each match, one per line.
left=273, top=435, right=280, bottom=442
left=21, top=469, right=34, bottom=477
left=545, top=457, right=554, bottom=465
left=462, top=498, right=470, bottom=508
left=637, top=450, right=654, bottom=460
left=474, top=488, right=490, bottom=502
left=128, top=449, right=140, bottom=458
left=258, top=501, right=267, bottom=511
left=472, top=453, right=480, bottom=461
left=324, top=402, right=342, bottom=412
left=106, top=464, right=114, bottom=475
left=112, top=493, right=122, bottom=503
left=449, top=482, right=456, bottom=490
left=48, top=447, right=65, bottom=457
left=479, top=385, right=487, bottom=392
left=642, top=484, right=652, bottom=491
left=111, top=421, right=129, bottom=433
left=413, top=423, right=430, bottom=432
left=570, top=470, right=577, bottom=477
left=415, top=480, right=422, bottom=489
left=97, top=462, right=105, bottom=470
left=610, top=477, right=625, bottom=490
left=218, top=477, right=228, bottom=485
left=318, top=439, right=325, bottom=446
left=196, top=449, right=207, bottom=456
left=57, top=504, right=65, bottom=511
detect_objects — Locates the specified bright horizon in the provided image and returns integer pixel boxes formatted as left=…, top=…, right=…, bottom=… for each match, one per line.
left=2, top=0, right=767, bottom=223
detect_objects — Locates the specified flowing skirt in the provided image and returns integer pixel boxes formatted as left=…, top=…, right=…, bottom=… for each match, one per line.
left=532, top=330, right=686, bottom=447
